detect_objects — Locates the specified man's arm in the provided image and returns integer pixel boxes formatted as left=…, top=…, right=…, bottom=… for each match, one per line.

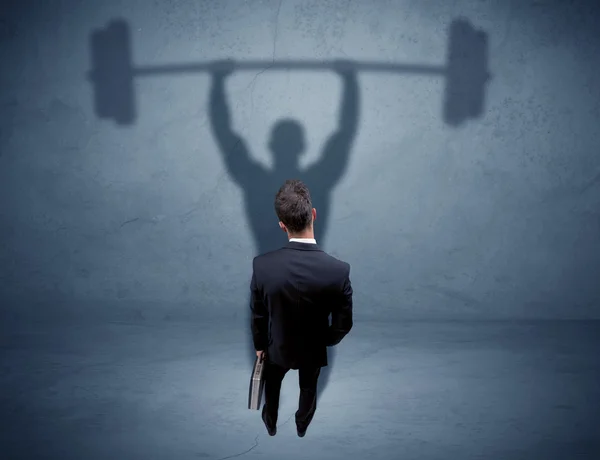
left=250, top=259, right=269, bottom=352
left=326, top=263, right=353, bottom=346
left=306, top=62, right=359, bottom=186
left=208, top=64, right=264, bottom=185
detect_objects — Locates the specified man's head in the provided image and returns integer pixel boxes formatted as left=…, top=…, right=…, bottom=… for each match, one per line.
left=274, top=179, right=317, bottom=237
left=268, top=119, right=305, bottom=170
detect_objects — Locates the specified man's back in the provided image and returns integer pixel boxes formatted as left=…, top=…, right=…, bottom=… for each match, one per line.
left=251, top=241, right=353, bottom=369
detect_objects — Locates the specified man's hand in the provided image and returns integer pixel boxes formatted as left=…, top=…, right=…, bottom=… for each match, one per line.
left=331, top=58, right=356, bottom=76
left=209, top=59, right=236, bottom=78
left=256, top=350, right=265, bottom=361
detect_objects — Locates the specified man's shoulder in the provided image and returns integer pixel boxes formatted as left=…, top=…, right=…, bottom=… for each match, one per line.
left=252, top=248, right=285, bottom=268
left=319, top=251, right=350, bottom=271
left=253, top=247, right=285, bottom=261
left=253, top=247, right=349, bottom=272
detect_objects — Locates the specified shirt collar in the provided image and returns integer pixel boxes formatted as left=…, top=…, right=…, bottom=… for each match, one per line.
left=289, top=237, right=317, bottom=244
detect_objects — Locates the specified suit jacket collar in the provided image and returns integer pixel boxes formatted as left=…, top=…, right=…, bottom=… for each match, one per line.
left=284, top=241, right=322, bottom=251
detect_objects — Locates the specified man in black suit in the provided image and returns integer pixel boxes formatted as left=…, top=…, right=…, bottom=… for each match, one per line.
left=250, top=179, right=353, bottom=437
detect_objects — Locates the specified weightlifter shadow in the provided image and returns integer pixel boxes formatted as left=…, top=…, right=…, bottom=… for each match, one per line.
left=207, top=59, right=359, bottom=402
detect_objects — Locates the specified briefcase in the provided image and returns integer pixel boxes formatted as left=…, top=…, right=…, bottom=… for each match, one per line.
left=248, top=355, right=266, bottom=410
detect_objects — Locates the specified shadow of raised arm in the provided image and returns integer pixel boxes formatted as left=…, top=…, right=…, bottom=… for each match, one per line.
left=208, top=62, right=265, bottom=186
left=306, top=61, right=360, bottom=186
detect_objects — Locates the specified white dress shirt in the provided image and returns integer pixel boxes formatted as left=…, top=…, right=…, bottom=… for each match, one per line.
left=289, top=238, right=317, bottom=244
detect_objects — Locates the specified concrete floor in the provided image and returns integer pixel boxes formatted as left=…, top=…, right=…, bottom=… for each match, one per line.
left=1, top=317, right=599, bottom=460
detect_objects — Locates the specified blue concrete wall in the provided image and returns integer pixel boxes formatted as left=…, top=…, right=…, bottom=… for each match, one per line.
left=1, top=0, right=599, bottom=321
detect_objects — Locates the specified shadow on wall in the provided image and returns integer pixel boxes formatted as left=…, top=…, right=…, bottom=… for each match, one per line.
left=88, top=17, right=490, bottom=127
left=86, top=17, right=490, bottom=401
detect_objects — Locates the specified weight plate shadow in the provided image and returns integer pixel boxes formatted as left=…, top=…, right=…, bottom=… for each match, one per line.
left=90, top=20, right=135, bottom=125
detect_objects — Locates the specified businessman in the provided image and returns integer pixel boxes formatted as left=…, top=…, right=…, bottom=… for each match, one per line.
left=250, top=179, right=353, bottom=437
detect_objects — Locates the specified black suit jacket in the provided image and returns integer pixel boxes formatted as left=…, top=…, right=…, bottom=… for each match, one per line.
left=250, top=241, right=353, bottom=369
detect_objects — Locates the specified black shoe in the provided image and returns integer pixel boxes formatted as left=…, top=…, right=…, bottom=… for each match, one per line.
left=297, top=427, right=306, bottom=437
left=261, top=408, right=277, bottom=436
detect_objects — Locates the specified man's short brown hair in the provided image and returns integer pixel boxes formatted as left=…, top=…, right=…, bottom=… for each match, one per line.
left=274, top=179, right=313, bottom=234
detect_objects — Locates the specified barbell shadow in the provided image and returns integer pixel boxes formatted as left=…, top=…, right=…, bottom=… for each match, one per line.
left=88, top=17, right=490, bottom=127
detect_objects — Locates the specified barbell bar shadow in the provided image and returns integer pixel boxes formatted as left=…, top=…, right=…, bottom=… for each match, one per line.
left=132, top=60, right=446, bottom=75
left=88, top=17, right=490, bottom=126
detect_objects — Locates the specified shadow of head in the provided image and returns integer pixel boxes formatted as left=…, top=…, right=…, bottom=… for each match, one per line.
left=268, top=119, right=306, bottom=171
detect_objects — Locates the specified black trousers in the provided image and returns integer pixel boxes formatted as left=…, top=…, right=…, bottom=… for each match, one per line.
left=262, top=359, right=321, bottom=431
